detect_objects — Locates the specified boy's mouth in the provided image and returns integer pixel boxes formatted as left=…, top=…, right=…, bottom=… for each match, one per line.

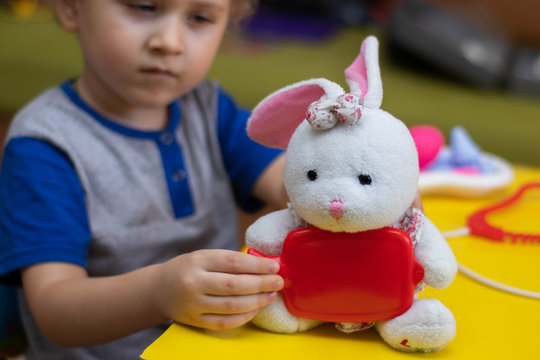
left=140, top=67, right=178, bottom=78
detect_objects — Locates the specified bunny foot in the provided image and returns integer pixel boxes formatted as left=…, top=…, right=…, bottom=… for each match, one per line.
left=375, top=298, right=456, bottom=352
left=251, top=295, right=323, bottom=333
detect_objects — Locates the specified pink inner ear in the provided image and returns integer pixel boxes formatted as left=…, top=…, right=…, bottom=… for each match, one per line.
left=344, top=41, right=368, bottom=100
left=248, top=84, right=326, bottom=148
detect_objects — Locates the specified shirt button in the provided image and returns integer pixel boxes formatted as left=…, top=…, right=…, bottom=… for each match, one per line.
left=160, top=131, right=174, bottom=145
left=172, top=169, right=186, bottom=182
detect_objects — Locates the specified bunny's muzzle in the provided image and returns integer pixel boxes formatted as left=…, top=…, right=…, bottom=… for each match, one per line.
left=329, top=199, right=344, bottom=219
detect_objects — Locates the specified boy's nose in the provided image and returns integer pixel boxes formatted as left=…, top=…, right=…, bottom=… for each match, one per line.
left=148, top=21, right=184, bottom=55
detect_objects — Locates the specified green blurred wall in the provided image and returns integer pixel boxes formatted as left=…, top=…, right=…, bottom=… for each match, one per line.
left=1, top=7, right=539, bottom=166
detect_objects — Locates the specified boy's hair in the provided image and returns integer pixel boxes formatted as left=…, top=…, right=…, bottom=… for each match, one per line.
left=230, top=0, right=258, bottom=24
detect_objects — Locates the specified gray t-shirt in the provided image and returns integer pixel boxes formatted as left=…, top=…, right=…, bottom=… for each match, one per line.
left=1, top=80, right=281, bottom=359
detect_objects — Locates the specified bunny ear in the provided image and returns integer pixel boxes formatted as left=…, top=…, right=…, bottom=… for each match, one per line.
left=247, top=79, right=344, bottom=148
left=344, top=36, right=383, bottom=109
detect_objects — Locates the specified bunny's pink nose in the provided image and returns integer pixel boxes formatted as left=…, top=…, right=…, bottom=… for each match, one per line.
left=329, top=200, right=343, bottom=219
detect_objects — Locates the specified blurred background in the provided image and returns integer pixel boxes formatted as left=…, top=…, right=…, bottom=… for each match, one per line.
left=1, top=2, right=539, bottom=358
left=1, top=0, right=539, bottom=166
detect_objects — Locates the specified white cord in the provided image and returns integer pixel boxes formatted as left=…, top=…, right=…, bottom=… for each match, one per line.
left=442, top=228, right=540, bottom=300
left=441, top=227, right=470, bottom=238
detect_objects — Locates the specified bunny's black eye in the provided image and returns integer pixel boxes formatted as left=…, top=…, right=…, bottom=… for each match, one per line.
left=307, top=170, right=318, bottom=181
left=358, top=174, right=372, bottom=185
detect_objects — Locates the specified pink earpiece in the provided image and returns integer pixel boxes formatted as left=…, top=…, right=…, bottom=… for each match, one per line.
left=410, top=125, right=445, bottom=170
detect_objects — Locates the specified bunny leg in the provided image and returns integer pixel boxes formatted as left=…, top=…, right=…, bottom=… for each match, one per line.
left=251, top=294, right=324, bottom=333
left=375, top=299, right=456, bottom=352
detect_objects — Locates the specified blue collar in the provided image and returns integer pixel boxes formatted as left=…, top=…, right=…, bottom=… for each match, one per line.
left=60, top=80, right=181, bottom=140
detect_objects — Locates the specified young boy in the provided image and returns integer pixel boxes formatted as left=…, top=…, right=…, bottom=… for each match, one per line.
left=0, top=0, right=287, bottom=358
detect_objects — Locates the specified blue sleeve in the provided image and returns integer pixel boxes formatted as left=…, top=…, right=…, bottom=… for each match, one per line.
left=0, top=137, right=91, bottom=285
left=216, top=88, right=283, bottom=213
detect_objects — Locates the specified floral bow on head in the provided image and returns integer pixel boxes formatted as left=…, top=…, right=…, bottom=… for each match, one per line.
left=306, top=93, right=363, bottom=130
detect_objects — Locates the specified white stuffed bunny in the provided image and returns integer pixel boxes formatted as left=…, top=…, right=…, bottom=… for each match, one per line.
left=245, top=36, right=457, bottom=352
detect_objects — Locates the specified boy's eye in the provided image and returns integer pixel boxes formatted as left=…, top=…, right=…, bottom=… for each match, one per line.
left=128, top=2, right=157, bottom=12
left=189, top=12, right=214, bottom=24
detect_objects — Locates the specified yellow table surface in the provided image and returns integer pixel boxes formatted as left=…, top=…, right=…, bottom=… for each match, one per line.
left=142, top=165, right=540, bottom=360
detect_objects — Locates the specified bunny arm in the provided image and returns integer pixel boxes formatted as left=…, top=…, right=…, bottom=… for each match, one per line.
left=245, top=209, right=297, bottom=256
left=414, top=217, right=458, bottom=289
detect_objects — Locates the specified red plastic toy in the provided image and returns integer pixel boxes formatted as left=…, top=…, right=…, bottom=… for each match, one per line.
left=248, top=226, right=424, bottom=323
left=468, top=182, right=540, bottom=243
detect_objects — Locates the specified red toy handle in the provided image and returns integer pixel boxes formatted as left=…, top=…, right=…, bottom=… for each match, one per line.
left=247, top=248, right=281, bottom=264
left=468, top=182, right=540, bottom=243
left=248, top=226, right=424, bottom=323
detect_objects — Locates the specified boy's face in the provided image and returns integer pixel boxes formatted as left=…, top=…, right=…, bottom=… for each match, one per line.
left=59, top=0, right=230, bottom=110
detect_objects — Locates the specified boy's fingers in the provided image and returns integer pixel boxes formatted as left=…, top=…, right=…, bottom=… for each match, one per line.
left=200, top=250, right=280, bottom=274
left=203, top=292, right=278, bottom=315
left=199, top=309, right=260, bottom=331
left=412, top=191, right=424, bottom=212
left=204, top=273, right=283, bottom=296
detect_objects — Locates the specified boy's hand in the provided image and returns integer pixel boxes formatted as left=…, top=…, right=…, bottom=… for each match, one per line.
left=155, top=249, right=283, bottom=331
left=412, top=191, right=424, bottom=212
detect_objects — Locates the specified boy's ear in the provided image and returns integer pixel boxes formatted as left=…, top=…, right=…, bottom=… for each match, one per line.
left=55, top=0, right=80, bottom=32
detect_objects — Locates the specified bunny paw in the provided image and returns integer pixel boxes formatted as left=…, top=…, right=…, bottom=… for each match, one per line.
left=251, top=295, right=323, bottom=333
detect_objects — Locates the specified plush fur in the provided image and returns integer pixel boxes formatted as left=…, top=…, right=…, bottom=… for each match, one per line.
left=245, top=36, right=457, bottom=352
